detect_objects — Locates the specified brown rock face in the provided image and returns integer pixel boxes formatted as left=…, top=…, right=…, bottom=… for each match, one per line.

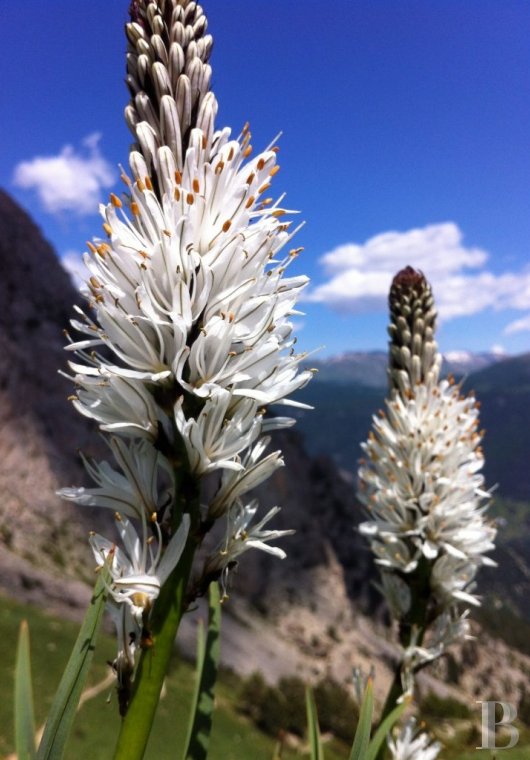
left=0, top=189, right=100, bottom=574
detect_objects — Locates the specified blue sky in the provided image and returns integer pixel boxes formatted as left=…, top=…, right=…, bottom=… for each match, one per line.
left=2, top=1, right=530, bottom=357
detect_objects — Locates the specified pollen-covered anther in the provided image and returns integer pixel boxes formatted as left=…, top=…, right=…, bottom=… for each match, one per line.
left=272, top=209, right=286, bottom=218
left=175, top=170, right=182, bottom=185
left=245, top=196, right=255, bottom=209
left=131, top=202, right=140, bottom=216
left=187, top=193, right=194, bottom=205
left=243, top=144, right=252, bottom=158
left=131, top=592, right=151, bottom=610
left=269, top=165, right=280, bottom=177
left=246, top=172, right=255, bottom=185
left=215, top=161, right=224, bottom=175
left=103, top=223, right=113, bottom=236
left=144, top=176, right=153, bottom=191
left=193, top=178, right=200, bottom=193
left=87, top=241, right=97, bottom=254
left=222, top=220, right=232, bottom=233
left=110, top=193, right=123, bottom=208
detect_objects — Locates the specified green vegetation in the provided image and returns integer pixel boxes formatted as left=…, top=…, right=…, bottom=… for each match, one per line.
left=0, top=596, right=347, bottom=760
left=420, top=692, right=471, bottom=720
left=3, top=593, right=530, bottom=759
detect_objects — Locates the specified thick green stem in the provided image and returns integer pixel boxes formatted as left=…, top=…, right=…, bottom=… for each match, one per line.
left=113, top=469, right=201, bottom=760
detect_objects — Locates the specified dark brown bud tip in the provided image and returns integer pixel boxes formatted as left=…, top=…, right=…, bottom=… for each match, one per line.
left=392, top=266, right=426, bottom=290
left=129, top=1, right=144, bottom=25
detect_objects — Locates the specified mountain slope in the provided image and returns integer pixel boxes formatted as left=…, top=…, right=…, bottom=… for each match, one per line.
left=0, top=189, right=113, bottom=576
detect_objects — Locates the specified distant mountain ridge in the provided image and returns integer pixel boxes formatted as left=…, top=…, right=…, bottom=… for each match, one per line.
left=308, top=349, right=507, bottom=387
left=296, top=351, right=530, bottom=500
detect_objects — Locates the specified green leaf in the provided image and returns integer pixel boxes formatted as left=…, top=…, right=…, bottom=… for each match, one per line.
left=349, top=679, right=374, bottom=760
left=182, top=582, right=222, bottom=760
left=36, top=566, right=109, bottom=760
left=15, top=620, right=36, bottom=760
left=365, top=698, right=409, bottom=760
left=305, top=686, right=325, bottom=760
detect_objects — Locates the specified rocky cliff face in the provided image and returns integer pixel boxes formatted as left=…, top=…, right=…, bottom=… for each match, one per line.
left=0, top=189, right=101, bottom=574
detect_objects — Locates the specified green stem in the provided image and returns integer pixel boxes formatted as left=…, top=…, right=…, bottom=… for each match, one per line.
left=374, top=560, right=432, bottom=760
left=113, top=471, right=201, bottom=760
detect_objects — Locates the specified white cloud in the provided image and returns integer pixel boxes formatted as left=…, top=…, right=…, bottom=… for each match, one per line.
left=61, top=250, right=88, bottom=290
left=504, top=314, right=530, bottom=335
left=308, top=222, right=530, bottom=321
left=13, top=133, right=116, bottom=216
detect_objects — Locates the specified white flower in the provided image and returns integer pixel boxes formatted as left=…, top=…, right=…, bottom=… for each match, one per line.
left=205, top=500, right=294, bottom=593
left=59, top=436, right=172, bottom=520
left=208, top=437, right=284, bottom=518
left=359, top=376, right=495, bottom=605
left=90, top=512, right=189, bottom=627
left=174, top=390, right=262, bottom=474
left=66, top=137, right=311, bottom=420
left=222, top=501, right=293, bottom=561
left=387, top=717, right=441, bottom=760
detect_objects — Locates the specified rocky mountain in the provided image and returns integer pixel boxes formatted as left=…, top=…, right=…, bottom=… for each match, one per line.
left=308, top=349, right=504, bottom=388
left=295, top=352, right=530, bottom=501
left=1, top=188, right=529, bottom=717
left=0, top=189, right=107, bottom=576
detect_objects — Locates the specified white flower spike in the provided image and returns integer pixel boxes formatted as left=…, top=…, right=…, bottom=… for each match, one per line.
left=358, top=267, right=496, bottom=696
left=61, top=0, right=310, bottom=706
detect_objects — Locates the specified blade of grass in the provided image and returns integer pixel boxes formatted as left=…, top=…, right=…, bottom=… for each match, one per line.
left=305, top=686, right=324, bottom=760
left=365, top=699, right=409, bottom=760
left=349, top=678, right=374, bottom=760
left=36, top=566, right=109, bottom=760
left=182, top=582, right=221, bottom=760
left=15, top=620, right=36, bottom=760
